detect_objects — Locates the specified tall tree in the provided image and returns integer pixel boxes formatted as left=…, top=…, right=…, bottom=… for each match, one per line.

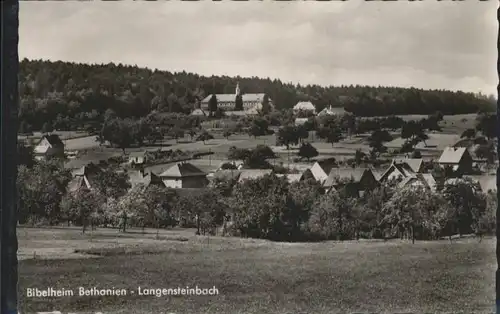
left=208, top=94, right=218, bottom=117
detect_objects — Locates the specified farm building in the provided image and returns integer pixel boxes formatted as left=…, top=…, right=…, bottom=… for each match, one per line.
left=317, top=105, right=346, bottom=116
left=438, top=147, right=473, bottom=174
left=159, top=162, right=208, bottom=189
left=200, top=83, right=273, bottom=113
left=309, top=158, right=338, bottom=184
left=34, top=134, right=65, bottom=160
left=293, top=101, right=316, bottom=114
left=323, top=168, right=378, bottom=196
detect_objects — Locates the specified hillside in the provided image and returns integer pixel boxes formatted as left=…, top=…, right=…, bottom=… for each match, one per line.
left=18, top=59, right=495, bottom=132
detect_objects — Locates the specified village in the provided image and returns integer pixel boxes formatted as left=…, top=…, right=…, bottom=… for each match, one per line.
left=20, top=81, right=497, bottom=241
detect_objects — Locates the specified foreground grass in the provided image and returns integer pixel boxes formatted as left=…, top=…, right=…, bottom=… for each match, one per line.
left=18, top=227, right=495, bottom=314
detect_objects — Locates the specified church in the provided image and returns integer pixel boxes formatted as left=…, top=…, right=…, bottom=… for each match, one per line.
left=199, top=83, right=273, bottom=114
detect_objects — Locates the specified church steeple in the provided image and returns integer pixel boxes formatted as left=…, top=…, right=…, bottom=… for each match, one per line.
left=235, top=82, right=241, bottom=96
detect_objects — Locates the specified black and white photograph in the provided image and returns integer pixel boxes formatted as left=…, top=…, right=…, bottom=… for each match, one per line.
left=5, top=0, right=499, bottom=313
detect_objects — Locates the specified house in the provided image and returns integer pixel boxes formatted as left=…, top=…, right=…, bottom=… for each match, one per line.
left=237, top=169, right=273, bottom=183
left=378, top=158, right=423, bottom=183
left=200, top=83, right=273, bottom=113
left=317, top=105, right=346, bottom=117
left=438, top=147, right=473, bottom=174
left=159, top=162, right=208, bottom=189
left=67, top=164, right=102, bottom=193
left=128, top=152, right=147, bottom=165
left=293, top=101, right=316, bottom=114
left=276, top=173, right=304, bottom=184
left=190, top=108, right=207, bottom=117
left=128, top=169, right=165, bottom=190
left=309, top=158, right=338, bottom=184
left=323, top=168, right=378, bottom=196
left=34, top=134, right=65, bottom=160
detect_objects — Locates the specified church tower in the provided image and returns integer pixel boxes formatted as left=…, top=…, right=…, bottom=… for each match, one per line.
left=235, top=82, right=241, bottom=96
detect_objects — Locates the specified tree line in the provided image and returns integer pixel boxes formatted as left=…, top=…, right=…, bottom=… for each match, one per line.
left=18, top=59, right=495, bottom=132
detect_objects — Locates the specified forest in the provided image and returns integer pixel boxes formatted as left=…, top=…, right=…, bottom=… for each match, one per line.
left=18, top=58, right=495, bottom=133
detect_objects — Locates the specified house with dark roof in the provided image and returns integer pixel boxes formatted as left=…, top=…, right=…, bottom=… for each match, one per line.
left=34, top=134, right=65, bottom=160
left=323, top=168, right=378, bottom=196
left=159, top=162, right=208, bottom=188
left=309, top=158, right=337, bottom=184
left=438, top=147, right=473, bottom=174
left=378, top=158, right=423, bottom=183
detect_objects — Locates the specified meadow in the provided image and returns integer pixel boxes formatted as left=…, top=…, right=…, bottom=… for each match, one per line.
left=18, top=227, right=495, bottom=314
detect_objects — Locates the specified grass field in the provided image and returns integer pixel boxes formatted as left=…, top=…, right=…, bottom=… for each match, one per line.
left=18, top=227, right=495, bottom=314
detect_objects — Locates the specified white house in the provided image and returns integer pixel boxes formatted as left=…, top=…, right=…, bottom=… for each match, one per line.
left=34, top=134, right=65, bottom=160
left=309, top=158, right=337, bottom=184
left=159, top=162, right=208, bottom=189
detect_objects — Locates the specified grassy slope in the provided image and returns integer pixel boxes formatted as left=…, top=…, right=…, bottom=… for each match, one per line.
left=19, top=228, right=495, bottom=314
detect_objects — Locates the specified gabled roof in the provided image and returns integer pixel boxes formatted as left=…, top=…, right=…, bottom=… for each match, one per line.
left=67, top=176, right=91, bottom=193
left=201, top=93, right=268, bottom=103
left=159, top=162, right=206, bottom=178
left=316, top=159, right=337, bottom=175
left=72, top=164, right=102, bottom=177
left=438, top=147, right=468, bottom=164
left=276, top=173, right=303, bottom=183
left=323, top=168, right=370, bottom=187
left=38, top=134, right=64, bottom=147
left=393, top=158, right=423, bottom=173
left=420, top=173, right=437, bottom=191
left=238, top=169, right=273, bottom=182
left=379, top=159, right=422, bottom=182
left=293, top=101, right=316, bottom=111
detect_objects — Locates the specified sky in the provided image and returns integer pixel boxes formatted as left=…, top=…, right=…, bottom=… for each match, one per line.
left=19, top=1, right=498, bottom=95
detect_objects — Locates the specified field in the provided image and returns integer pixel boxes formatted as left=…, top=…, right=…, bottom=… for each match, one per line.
left=59, top=113, right=476, bottom=171
left=18, top=227, right=495, bottom=313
